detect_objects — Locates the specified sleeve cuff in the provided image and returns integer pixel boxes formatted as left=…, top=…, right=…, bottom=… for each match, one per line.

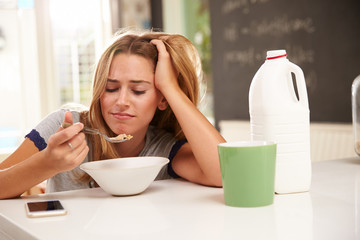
left=167, top=139, right=187, bottom=178
left=25, top=129, right=47, bottom=151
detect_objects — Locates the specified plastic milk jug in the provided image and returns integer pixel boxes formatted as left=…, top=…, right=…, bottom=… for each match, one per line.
left=249, top=50, right=311, bottom=194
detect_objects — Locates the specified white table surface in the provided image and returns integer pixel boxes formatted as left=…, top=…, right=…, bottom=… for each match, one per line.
left=0, top=157, right=360, bottom=240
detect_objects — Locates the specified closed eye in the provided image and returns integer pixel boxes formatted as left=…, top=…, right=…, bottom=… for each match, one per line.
left=133, top=90, right=146, bottom=95
left=105, top=88, right=119, bottom=93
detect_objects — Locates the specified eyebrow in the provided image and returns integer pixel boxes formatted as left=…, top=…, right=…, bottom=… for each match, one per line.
left=107, top=79, right=151, bottom=85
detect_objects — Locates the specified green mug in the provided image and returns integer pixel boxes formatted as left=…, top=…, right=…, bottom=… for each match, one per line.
left=218, top=141, right=277, bottom=207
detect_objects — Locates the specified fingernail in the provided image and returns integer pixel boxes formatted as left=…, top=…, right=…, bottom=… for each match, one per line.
left=61, top=122, right=72, bottom=128
left=74, top=122, right=84, bottom=128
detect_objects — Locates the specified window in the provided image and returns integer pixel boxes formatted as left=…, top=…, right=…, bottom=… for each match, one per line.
left=0, top=1, right=40, bottom=154
left=0, top=0, right=112, bottom=155
left=49, top=0, right=111, bottom=106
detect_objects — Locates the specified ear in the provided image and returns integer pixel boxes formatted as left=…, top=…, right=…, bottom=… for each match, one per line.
left=157, top=96, right=168, bottom=110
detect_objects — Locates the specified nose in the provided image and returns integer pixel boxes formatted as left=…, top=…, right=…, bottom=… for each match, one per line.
left=116, top=88, right=130, bottom=107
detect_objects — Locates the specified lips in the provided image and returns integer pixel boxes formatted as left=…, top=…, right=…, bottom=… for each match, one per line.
left=112, top=112, right=134, bottom=120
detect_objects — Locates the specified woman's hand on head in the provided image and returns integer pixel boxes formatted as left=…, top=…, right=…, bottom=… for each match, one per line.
left=43, top=111, right=89, bottom=173
left=150, top=39, right=179, bottom=93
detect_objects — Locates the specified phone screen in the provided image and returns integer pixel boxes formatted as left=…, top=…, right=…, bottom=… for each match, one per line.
left=25, top=200, right=67, bottom=218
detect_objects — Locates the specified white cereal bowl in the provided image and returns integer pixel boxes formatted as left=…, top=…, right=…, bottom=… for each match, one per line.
left=80, top=157, right=169, bottom=196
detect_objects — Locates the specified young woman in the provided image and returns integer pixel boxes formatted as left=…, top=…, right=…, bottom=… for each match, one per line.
left=0, top=30, right=225, bottom=199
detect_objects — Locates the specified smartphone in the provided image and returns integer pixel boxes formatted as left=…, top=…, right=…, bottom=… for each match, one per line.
left=25, top=200, right=67, bottom=218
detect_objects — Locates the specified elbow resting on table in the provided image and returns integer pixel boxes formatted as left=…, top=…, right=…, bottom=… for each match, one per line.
left=207, top=175, right=223, bottom=188
left=196, top=172, right=223, bottom=188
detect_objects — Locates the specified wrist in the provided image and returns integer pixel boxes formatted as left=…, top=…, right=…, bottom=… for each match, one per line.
left=159, top=80, right=182, bottom=98
left=37, top=150, right=60, bottom=176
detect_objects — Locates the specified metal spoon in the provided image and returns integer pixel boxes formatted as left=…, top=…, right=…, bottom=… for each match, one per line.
left=61, top=123, right=132, bottom=143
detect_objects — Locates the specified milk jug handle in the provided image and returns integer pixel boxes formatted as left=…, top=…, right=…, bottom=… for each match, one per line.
left=288, top=62, right=309, bottom=108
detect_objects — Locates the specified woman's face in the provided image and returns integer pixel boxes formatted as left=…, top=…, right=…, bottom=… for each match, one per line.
left=100, top=53, right=165, bottom=137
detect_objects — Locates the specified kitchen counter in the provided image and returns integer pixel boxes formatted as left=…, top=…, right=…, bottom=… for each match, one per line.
left=0, top=158, right=359, bottom=239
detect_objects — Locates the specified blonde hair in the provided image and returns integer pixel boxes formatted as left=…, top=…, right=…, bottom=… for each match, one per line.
left=78, top=29, right=203, bottom=181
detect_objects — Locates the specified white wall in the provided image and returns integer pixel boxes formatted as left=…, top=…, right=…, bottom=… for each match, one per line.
left=162, top=0, right=185, bottom=35
left=219, top=120, right=357, bottom=162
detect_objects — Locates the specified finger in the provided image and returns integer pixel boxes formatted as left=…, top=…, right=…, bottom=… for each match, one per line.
left=74, top=139, right=89, bottom=157
left=50, top=122, right=84, bottom=147
left=68, top=140, right=89, bottom=167
left=73, top=143, right=89, bottom=167
left=58, top=140, right=89, bottom=172
left=65, top=141, right=74, bottom=150
left=64, top=111, right=73, bottom=124
left=60, top=112, right=74, bottom=129
left=150, top=39, right=168, bottom=55
left=57, top=112, right=74, bottom=133
left=63, top=132, right=86, bottom=151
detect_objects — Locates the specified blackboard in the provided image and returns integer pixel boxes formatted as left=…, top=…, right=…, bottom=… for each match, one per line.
left=209, top=0, right=360, bottom=125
